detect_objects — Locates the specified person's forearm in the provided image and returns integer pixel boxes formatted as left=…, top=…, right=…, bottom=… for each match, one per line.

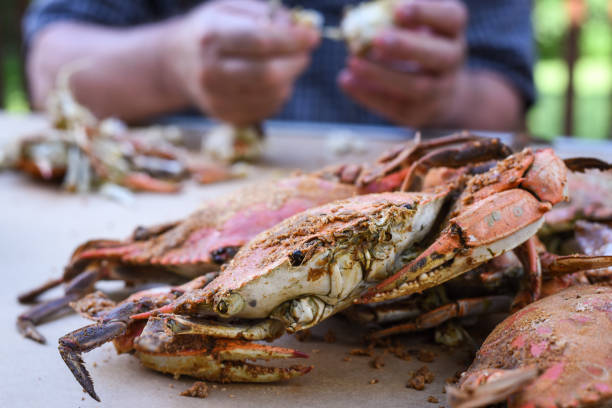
left=28, top=21, right=187, bottom=123
left=441, top=70, right=524, bottom=131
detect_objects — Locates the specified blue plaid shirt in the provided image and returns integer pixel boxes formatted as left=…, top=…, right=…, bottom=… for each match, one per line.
left=24, top=0, right=534, bottom=125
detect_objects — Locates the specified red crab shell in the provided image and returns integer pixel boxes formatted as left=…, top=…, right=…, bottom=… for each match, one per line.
left=68, top=175, right=357, bottom=277
left=457, top=285, right=612, bottom=408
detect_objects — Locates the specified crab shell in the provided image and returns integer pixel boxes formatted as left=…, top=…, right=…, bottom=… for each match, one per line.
left=455, top=285, right=612, bottom=408
left=172, top=191, right=446, bottom=331
left=543, top=170, right=612, bottom=229
left=70, top=175, right=357, bottom=278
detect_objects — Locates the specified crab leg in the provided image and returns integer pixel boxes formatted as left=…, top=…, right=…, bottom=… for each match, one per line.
left=400, top=138, right=511, bottom=191
left=510, top=238, right=542, bottom=311
left=360, top=189, right=549, bottom=303
left=370, top=295, right=512, bottom=339
left=17, top=277, right=63, bottom=304
left=562, top=157, right=611, bottom=172
left=18, top=267, right=101, bottom=343
left=58, top=299, right=156, bottom=402
left=540, top=253, right=612, bottom=277
left=360, top=137, right=511, bottom=194
left=357, top=131, right=485, bottom=186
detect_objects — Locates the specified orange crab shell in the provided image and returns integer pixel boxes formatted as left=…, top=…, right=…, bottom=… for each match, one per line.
left=458, top=285, right=612, bottom=408
left=69, top=176, right=358, bottom=275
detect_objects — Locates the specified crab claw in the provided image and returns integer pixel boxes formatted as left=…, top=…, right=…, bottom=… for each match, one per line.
left=360, top=189, right=548, bottom=303
left=58, top=299, right=154, bottom=402
left=541, top=253, right=612, bottom=277
left=133, top=314, right=311, bottom=383
left=447, top=366, right=539, bottom=408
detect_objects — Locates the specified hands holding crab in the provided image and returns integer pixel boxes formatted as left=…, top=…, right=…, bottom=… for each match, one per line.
left=339, top=0, right=469, bottom=128
left=161, top=0, right=520, bottom=130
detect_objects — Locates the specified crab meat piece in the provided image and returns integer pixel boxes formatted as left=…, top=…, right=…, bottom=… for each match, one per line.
left=203, top=124, right=265, bottom=163
left=340, top=0, right=400, bottom=54
left=447, top=285, right=612, bottom=408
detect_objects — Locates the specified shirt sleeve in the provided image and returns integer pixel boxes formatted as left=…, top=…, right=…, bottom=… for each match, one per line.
left=22, top=0, right=175, bottom=48
left=463, top=0, right=535, bottom=109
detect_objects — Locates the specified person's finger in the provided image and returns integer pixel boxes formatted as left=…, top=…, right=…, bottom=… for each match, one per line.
left=373, top=28, right=464, bottom=73
left=203, top=54, right=310, bottom=91
left=347, top=57, right=436, bottom=101
left=339, top=69, right=440, bottom=127
left=339, top=70, right=407, bottom=122
left=394, top=0, right=468, bottom=37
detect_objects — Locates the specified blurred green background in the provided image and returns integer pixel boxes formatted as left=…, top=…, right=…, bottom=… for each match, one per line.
left=1, top=0, right=611, bottom=138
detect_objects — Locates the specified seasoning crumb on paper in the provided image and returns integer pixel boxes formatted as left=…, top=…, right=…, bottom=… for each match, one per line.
left=180, top=381, right=209, bottom=399
left=427, top=396, right=439, bottom=403
left=342, top=356, right=352, bottom=362
left=369, top=378, right=379, bottom=384
left=369, top=355, right=385, bottom=369
left=407, top=366, right=435, bottom=390
left=387, top=343, right=410, bottom=361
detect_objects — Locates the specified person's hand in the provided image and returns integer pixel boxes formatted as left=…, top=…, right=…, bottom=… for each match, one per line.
left=339, top=0, right=468, bottom=127
left=162, top=0, right=319, bottom=125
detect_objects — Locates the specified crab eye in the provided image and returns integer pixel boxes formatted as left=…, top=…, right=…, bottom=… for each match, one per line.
left=217, top=300, right=228, bottom=314
left=288, top=250, right=304, bottom=267
left=214, top=293, right=245, bottom=317
left=402, top=203, right=413, bottom=210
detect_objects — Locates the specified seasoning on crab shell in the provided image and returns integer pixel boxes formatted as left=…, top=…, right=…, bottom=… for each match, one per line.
left=448, top=285, right=612, bottom=408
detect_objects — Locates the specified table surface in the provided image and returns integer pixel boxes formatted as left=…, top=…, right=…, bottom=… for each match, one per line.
left=1, top=112, right=611, bottom=408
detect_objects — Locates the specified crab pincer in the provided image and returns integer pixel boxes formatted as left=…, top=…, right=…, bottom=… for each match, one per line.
left=59, top=298, right=156, bottom=401
left=132, top=315, right=311, bottom=383
left=359, top=148, right=570, bottom=304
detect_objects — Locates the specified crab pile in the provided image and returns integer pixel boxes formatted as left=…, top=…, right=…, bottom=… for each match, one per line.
left=15, top=128, right=612, bottom=404
left=0, top=65, right=258, bottom=195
